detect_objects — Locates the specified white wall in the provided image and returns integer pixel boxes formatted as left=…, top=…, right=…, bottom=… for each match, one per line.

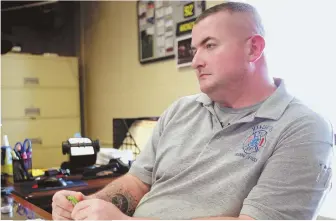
left=239, top=0, right=336, bottom=218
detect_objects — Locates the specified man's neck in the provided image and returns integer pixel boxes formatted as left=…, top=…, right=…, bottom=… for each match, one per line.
left=213, top=74, right=276, bottom=109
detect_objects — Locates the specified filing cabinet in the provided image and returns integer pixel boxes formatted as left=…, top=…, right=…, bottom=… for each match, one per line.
left=2, top=88, right=79, bottom=119
left=1, top=53, right=81, bottom=168
left=2, top=118, right=80, bottom=147
left=1, top=54, right=78, bottom=88
left=31, top=144, right=68, bottom=169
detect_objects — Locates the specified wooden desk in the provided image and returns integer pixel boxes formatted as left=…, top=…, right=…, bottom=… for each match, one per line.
left=7, top=176, right=117, bottom=216
left=1, top=193, right=52, bottom=220
left=15, top=177, right=115, bottom=200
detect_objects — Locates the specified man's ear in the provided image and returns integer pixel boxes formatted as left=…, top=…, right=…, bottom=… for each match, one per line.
left=248, top=35, right=265, bottom=62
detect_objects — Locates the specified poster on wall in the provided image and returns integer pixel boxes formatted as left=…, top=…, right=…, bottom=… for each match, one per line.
left=176, top=34, right=193, bottom=68
left=137, top=0, right=205, bottom=64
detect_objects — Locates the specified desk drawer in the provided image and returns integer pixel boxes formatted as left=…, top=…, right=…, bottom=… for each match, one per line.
left=32, top=145, right=68, bottom=169
left=1, top=117, right=80, bottom=147
left=1, top=53, right=78, bottom=88
left=2, top=88, right=79, bottom=119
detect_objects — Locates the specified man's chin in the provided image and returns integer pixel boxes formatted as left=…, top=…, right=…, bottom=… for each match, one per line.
left=199, top=83, right=215, bottom=95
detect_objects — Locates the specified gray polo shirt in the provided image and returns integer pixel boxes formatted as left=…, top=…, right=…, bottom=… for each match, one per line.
left=129, top=79, right=334, bottom=220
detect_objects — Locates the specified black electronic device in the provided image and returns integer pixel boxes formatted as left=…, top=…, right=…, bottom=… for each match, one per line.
left=82, top=158, right=130, bottom=179
left=61, top=137, right=100, bottom=172
left=44, top=168, right=70, bottom=177
left=37, top=177, right=67, bottom=188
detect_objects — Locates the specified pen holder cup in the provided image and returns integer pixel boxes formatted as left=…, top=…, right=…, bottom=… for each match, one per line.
left=12, top=149, right=33, bottom=183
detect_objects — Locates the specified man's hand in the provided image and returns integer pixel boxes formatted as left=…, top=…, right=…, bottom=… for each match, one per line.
left=52, top=190, right=86, bottom=220
left=71, top=198, right=130, bottom=220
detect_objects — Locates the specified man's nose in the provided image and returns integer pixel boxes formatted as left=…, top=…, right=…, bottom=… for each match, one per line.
left=191, top=50, right=205, bottom=69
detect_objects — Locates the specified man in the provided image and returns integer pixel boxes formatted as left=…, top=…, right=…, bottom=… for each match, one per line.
left=52, top=2, right=333, bottom=220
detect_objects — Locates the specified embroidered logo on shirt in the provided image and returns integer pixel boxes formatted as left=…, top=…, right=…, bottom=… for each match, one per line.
left=235, top=124, right=272, bottom=162
left=243, top=130, right=267, bottom=154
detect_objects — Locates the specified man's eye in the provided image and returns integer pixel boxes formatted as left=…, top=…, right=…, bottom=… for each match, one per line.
left=206, top=43, right=216, bottom=49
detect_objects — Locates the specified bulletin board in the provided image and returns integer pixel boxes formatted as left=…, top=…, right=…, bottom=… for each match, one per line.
left=137, top=1, right=206, bottom=64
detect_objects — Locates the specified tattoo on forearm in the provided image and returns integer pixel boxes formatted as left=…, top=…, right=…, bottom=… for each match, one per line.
left=111, top=193, right=138, bottom=216
left=99, top=182, right=139, bottom=216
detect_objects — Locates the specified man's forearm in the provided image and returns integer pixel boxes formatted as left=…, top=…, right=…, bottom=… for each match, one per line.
left=88, top=174, right=149, bottom=216
left=193, top=215, right=253, bottom=220
left=127, top=215, right=253, bottom=220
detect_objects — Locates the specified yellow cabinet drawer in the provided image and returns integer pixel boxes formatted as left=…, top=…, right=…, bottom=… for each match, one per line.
left=1, top=53, right=78, bottom=88
left=1, top=117, right=80, bottom=147
left=2, top=88, right=79, bottom=119
left=32, top=145, right=68, bottom=169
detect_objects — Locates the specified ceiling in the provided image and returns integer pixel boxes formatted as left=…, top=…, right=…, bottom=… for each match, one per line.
left=1, top=1, right=75, bottom=34
left=1, top=1, right=78, bottom=55
left=1, top=1, right=46, bottom=11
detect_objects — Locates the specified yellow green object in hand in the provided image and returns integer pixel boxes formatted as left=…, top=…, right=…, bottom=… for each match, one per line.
left=67, top=196, right=79, bottom=206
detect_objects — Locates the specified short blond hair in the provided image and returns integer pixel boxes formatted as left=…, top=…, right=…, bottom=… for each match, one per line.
left=195, top=1, right=265, bottom=36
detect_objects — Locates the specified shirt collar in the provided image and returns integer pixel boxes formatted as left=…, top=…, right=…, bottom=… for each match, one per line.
left=196, top=78, right=294, bottom=120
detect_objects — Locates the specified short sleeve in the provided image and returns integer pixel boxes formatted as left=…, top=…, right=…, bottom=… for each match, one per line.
left=240, top=114, right=334, bottom=220
left=128, top=99, right=181, bottom=185
left=128, top=117, right=163, bottom=185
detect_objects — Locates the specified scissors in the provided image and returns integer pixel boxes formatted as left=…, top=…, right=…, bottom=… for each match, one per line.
left=14, top=139, right=32, bottom=180
left=14, top=139, right=32, bottom=160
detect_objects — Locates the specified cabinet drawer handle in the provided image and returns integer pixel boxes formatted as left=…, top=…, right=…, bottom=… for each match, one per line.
left=24, top=77, right=40, bottom=85
left=25, top=108, right=40, bottom=116
left=29, top=138, right=43, bottom=145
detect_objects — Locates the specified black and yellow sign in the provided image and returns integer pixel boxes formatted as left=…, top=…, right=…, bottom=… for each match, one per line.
left=183, top=2, right=195, bottom=18
left=176, top=18, right=196, bottom=36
